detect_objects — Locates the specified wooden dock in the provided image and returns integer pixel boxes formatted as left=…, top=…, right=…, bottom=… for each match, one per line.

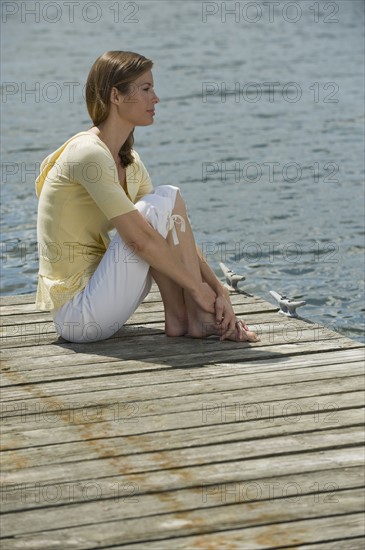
left=1, top=288, right=364, bottom=549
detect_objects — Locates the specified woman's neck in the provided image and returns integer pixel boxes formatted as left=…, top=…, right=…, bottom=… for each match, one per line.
left=89, top=118, right=134, bottom=165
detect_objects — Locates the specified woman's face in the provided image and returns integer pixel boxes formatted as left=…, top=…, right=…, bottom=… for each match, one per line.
left=114, top=69, right=159, bottom=127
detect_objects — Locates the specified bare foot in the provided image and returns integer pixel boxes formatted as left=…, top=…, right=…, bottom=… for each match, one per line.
left=233, top=320, right=260, bottom=342
left=164, top=311, right=188, bottom=337
left=186, top=310, right=260, bottom=342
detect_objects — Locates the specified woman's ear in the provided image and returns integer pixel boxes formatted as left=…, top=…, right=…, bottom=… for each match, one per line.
left=110, top=86, right=121, bottom=105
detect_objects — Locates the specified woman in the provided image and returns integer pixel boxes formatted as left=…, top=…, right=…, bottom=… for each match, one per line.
left=35, top=51, right=259, bottom=344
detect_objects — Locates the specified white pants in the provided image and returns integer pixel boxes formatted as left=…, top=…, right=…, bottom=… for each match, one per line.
left=52, top=185, right=180, bottom=343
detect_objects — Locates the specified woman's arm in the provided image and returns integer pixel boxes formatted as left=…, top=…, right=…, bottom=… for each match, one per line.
left=111, top=210, right=216, bottom=313
left=195, top=245, right=229, bottom=298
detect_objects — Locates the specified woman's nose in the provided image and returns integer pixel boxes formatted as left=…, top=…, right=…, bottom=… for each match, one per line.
left=153, top=92, right=160, bottom=104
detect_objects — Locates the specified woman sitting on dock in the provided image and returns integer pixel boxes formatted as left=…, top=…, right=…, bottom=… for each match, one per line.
left=35, top=51, right=259, bottom=344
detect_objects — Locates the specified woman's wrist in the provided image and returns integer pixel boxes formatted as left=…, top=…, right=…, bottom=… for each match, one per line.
left=214, top=283, right=230, bottom=299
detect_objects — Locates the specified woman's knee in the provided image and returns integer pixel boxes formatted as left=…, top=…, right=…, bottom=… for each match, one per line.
left=155, top=184, right=180, bottom=196
left=173, top=189, right=186, bottom=213
left=172, top=192, right=192, bottom=233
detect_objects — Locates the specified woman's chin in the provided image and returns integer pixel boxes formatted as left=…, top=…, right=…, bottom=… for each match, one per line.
left=136, top=117, right=155, bottom=126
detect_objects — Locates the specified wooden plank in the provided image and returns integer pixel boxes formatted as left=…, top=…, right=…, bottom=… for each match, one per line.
left=1, top=350, right=363, bottom=389
left=1, top=407, right=363, bottom=470
left=2, top=445, right=363, bottom=497
left=1, top=339, right=363, bottom=361
left=1, top=392, right=363, bottom=452
left=1, top=464, right=362, bottom=521
left=1, top=356, right=364, bottom=394
left=2, top=427, right=363, bottom=485
left=117, top=514, right=365, bottom=550
left=1, top=384, right=363, bottom=433
left=297, top=539, right=365, bottom=549
left=1, top=291, right=363, bottom=549
left=1, top=346, right=363, bottom=379
left=2, top=358, right=363, bottom=402
left=1, top=325, right=360, bottom=366
left=0, top=493, right=363, bottom=548
left=1, top=375, right=363, bottom=436
left=0, top=294, right=36, bottom=306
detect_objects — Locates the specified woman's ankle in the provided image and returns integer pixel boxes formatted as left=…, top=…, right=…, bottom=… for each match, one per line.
left=165, top=310, right=188, bottom=337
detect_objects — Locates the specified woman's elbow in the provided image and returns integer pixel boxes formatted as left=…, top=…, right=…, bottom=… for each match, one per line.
left=122, top=234, right=150, bottom=255
left=123, top=225, right=158, bottom=256
left=113, top=212, right=155, bottom=255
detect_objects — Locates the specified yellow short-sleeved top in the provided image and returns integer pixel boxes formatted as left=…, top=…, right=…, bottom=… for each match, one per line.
left=35, top=132, right=153, bottom=311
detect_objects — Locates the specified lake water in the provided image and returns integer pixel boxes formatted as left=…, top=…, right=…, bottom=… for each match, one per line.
left=1, top=0, right=364, bottom=342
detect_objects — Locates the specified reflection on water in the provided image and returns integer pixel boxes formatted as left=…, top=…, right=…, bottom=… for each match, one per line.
left=1, top=0, right=364, bottom=342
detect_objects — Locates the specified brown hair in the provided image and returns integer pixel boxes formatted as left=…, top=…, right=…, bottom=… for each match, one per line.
left=85, top=51, right=153, bottom=168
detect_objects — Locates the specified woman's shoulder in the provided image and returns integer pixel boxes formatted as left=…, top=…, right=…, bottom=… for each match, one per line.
left=130, top=149, right=141, bottom=162
left=130, top=149, right=150, bottom=170
left=68, top=131, right=109, bottom=149
left=66, top=132, right=113, bottom=162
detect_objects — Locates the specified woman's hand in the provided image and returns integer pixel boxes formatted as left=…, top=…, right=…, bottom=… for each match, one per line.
left=190, top=282, right=217, bottom=314
left=214, top=295, right=237, bottom=340
left=214, top=295, right=260, bottom=342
